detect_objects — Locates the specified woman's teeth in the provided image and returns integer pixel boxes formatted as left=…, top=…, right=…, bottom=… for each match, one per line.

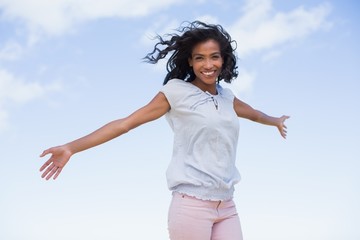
left=203, top=71, right=215, bottom=76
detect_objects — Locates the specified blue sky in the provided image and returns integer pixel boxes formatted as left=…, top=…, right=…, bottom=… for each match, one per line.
left=0, top=0, right=359, bottom=239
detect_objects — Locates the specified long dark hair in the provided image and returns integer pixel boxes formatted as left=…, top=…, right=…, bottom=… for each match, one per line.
left=144, top=21, right=238, bottom=85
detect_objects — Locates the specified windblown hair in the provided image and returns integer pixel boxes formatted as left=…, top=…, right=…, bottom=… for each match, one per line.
left=144, top=21, right=238, bottom=85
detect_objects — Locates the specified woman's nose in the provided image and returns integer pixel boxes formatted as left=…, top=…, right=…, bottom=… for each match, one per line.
left=203, top=59, right=213, bottom=68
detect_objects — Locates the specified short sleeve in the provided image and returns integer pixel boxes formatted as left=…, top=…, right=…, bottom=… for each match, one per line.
left=218, top=85, right=236, bottom=102
left=160, top=79, right=186, bottom=108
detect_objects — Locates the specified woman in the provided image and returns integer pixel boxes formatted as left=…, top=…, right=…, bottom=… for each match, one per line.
left=40, top=21, right=289, bottom=240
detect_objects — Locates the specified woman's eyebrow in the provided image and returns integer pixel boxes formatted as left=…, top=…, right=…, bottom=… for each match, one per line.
left=192, top=52, right=221, bottom=56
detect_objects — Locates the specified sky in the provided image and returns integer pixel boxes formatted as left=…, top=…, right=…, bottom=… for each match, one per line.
left=0, top=0, right=359, bottom=239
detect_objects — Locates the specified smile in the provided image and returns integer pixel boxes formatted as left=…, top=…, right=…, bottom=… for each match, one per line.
left=202, top=70, right=216, bottom=76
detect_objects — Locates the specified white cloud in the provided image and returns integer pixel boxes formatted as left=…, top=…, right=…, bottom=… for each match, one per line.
left=222, top=0, right=332, bottom=95
left=0, top=0, right=183, bottom=37
left=228, top=0, right=332, bottom=57
left=140, top=15, right=220, bottom=47
left=196, top=15, right=220, bottom=25
left=221, top=69, right=256, bottom=97
left=261, top=49, right=282, bottom=62
left=0, top=41, right=23, bottom=61
left=140, top=17, right=181, bottom=46
left=0, top=109, right=9, bottom=132
left=0, top=68, right=61, bottom=132
left=0, top=69, right=44, bottom=103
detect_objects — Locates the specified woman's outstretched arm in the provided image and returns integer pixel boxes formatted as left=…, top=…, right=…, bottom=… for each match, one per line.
left=39, top=92, right=170, bottom=180
left=233, top=97, right=289, bottom=139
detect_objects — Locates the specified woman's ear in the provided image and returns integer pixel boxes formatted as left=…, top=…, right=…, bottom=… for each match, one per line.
left=188, top=57, right=193, bottom=67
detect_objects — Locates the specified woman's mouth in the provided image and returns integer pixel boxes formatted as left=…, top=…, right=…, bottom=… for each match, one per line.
left=202, top=70, right=217, bottom=77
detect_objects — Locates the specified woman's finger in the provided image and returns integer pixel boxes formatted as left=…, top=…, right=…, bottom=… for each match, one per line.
left=46, top=166, right=59, bottom=180
left=39, top=159, right=52, bottom=172
left=41, top=162, right=55, bottom=178
left=39, top=149, right=51, bottom=158
left=53, top=168, right=62, bottom=180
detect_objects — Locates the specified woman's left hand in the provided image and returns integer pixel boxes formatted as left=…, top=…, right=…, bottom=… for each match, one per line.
left=277, top=115, right=290, bottom=139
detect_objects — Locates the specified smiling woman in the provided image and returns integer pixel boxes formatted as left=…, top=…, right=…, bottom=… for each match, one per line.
left=39, top=20, right=289, bottom=240
left=144, top=21, right=238, bottom=86
left=189, top=39, right=224, bottom=94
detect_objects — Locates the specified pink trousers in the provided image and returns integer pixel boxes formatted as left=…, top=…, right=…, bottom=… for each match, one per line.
left=168, top=192, right=243, bottom=240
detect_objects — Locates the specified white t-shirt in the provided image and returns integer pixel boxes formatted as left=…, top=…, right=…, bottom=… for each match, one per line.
left=160, top=79, right=241, bottom=201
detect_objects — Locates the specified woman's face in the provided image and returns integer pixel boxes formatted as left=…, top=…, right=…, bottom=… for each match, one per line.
left=188, top=39, right=223, bottom=92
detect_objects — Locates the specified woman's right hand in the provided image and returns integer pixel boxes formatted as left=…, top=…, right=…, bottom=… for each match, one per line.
left=38, top=92, right=170, bottom=180
left=39, top=145, right=72, bottom=180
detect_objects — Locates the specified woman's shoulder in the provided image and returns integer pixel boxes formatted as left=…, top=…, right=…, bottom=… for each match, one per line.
left=218, top=84, right=236, bottom=100
left=162, top=78, right=194, bottom=92
left=165, top=78, right=188, bottom=86
left=161, top=79, right=197, bottom=107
